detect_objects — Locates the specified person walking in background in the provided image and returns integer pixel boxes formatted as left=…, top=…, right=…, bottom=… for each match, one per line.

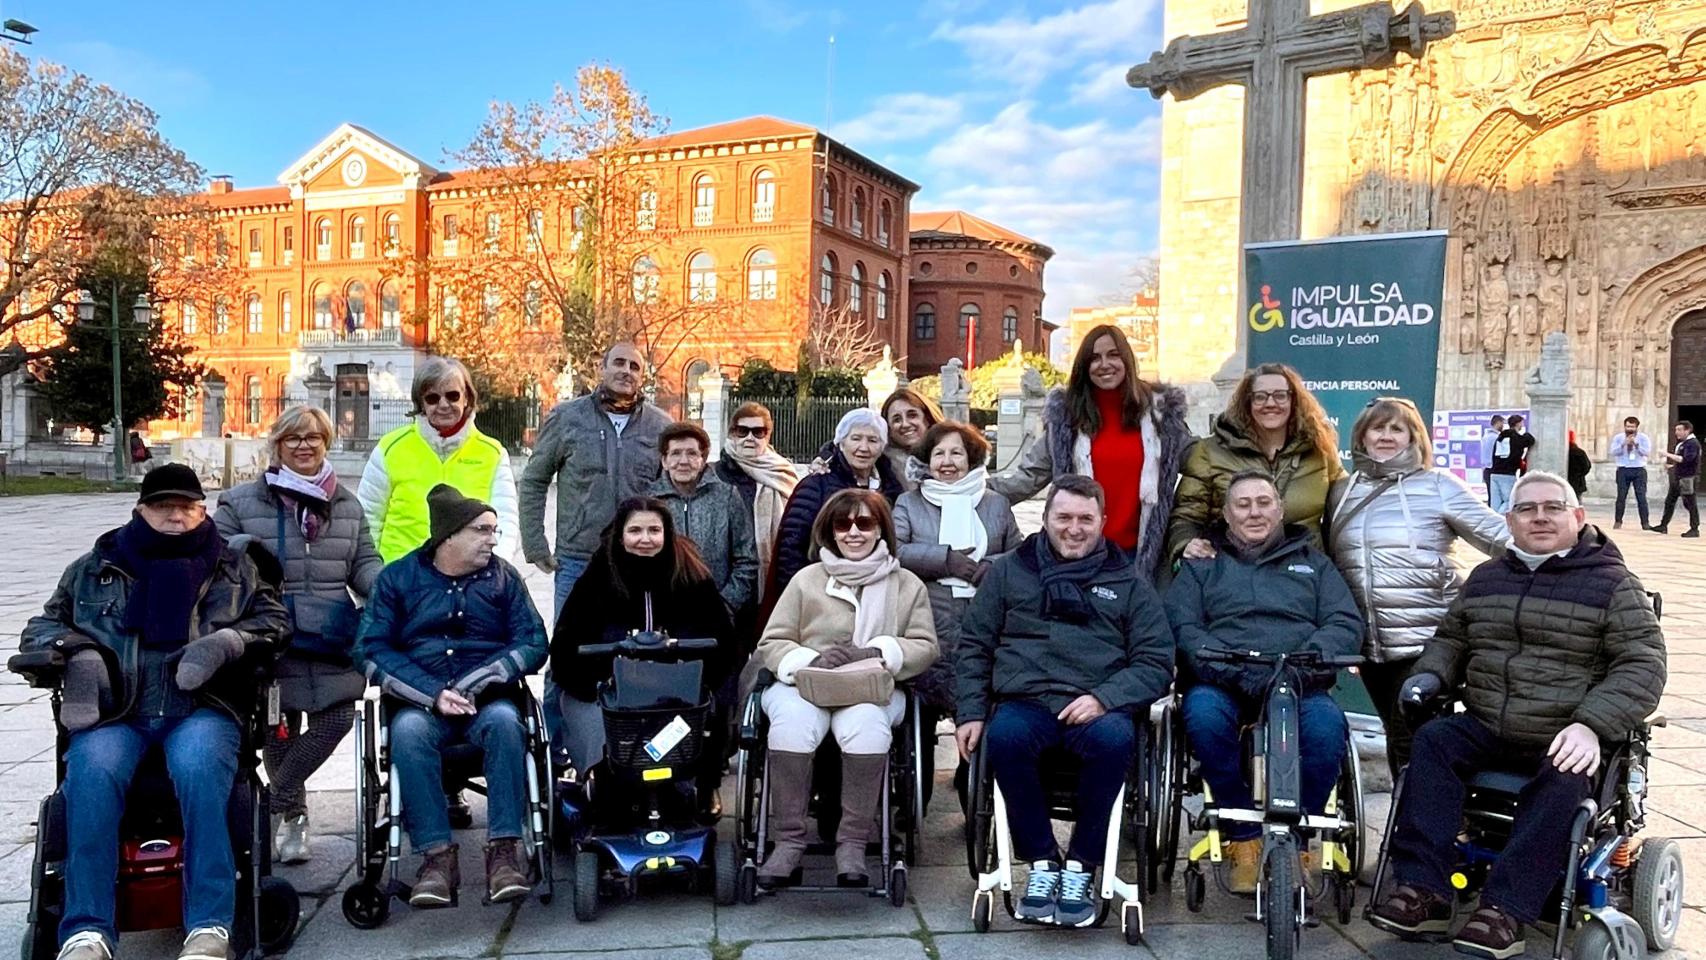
left=1655, top=420, right=1701, bottom=538
left=715, top=402, right=799, bottom=608
left=1487, top=414, right=1535, bottom=514
left=991, top=323, right=1191, bottom=584
left=1567, top=430, right=1592, bottom=500
left=1613, top=416, right=1654, bottom=531
left=1479, top=414, right=1506, bottom=505
left=215, top=405, right=382, bottom=865
left=357, top=357, right=520, bottom=563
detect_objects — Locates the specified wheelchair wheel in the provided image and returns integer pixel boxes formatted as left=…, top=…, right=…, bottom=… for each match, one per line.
left=1633, top=837, right=1684, bottom=950
left=1184, top=864, right=1206, bottom=913
left=713, top=836, right=739, bottom=906
left=21, top=916, right=56, bottom=960
left=341, top=883, right=390, bottom=930
left=738, top=862, right=759, bottom=904
left=887, top=862, right=908, bottom=908
left=972, top=891, right=993, bottom=932
left=258, top=876, right=300, bottom=952
left=1570, top=921, right=1620, bottom=960
left=963, top=748, right=994, bottom=882
left=1145, top=709, right=1172, bottom=895
left=1341, top=741, right=1367, bottom=881
left=1331, top=876, right=1355, bottom=925
left=573, top=850, right=600, bottom=922
left=1262, top=836, right=1299, bottom=960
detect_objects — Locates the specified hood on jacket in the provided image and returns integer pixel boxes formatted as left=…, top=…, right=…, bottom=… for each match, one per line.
left=1206, top=521, right=1314, bottom=564
left=1500, top=523, right=1624, bottom=575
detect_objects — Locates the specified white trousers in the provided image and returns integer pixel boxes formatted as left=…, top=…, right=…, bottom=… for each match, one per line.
left=761, top=684, right=904, bottom=756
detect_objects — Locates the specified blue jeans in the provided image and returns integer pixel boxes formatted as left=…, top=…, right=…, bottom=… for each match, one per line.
left=1180, top=684, right=1347, bottom=841
left=544, top=556, right=591, bottom=765
left=391, top=700, right=527, bottom=852
left=1615, top=466, right=1651, bottom=527
left=1489, top=473, right=1518, bottom=514
left=62, top=709, right=240, bottom=945
left=986, top=699, right=1137, bottom=866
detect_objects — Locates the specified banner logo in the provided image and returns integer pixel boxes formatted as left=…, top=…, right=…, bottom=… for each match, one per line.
left=1248, top=284, right=1284, bottom=332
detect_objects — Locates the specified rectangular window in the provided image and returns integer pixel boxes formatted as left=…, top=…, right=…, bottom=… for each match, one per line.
left=182, top=302, right=198, bottom=335
left=280, top=294, right=292, bottom=332
left=748, top=266, right=777, bottom=301
left=636, top=191, right=658, bottom=231
left=443, top=214, right=460, bottom=256
left=247, top=229, right=261, bottom=267
left=214, top=299, right=229, bottom=335
left=282, top=226, right=294, bottom=265
left=484, top=212, right=501, bottom=252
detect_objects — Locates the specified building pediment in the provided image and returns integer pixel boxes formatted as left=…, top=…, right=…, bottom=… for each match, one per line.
left=277, top=123, right=438, bottom=199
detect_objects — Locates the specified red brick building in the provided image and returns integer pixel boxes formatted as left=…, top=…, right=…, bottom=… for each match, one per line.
left=905, top=211, right=1053, bottom=380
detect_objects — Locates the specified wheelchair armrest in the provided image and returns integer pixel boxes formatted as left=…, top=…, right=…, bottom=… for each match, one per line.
left=8, top=649, right=65, bottom=688
left=1641, top=712, right=1667, bottom=730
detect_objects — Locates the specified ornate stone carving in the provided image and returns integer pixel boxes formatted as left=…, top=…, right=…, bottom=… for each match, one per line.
left=1524, top=330, right=1571, bottom=390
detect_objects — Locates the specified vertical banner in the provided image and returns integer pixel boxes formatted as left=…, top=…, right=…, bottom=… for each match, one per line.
left=1244, top=231, right=1448, bottom=463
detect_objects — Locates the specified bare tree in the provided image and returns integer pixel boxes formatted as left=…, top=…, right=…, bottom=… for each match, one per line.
left=0, top=49, right=236, bottom=377
left=801, top=294, right=886, bottom=373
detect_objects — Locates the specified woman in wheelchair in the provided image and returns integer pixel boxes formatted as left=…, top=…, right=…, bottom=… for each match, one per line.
left=753, top=488, right=938, bottom=889
left=551, top=497, right=736, bottom=782
left=20, top=465, right=290, bottom=960
left=355, top=485, right=548, bottom=909
left=1165, top=472, right=1363, bottom=894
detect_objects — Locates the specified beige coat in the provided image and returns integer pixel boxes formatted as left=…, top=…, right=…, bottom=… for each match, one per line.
left=755, top=563, right=939, bottom=684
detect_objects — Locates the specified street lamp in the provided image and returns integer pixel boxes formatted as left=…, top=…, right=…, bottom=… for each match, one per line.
left=75, top=287, right=153, bottom=481
left=0, top=19, right=38, bottom=44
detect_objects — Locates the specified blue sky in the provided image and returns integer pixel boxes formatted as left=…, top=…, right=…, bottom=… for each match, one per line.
left=13, top=0, right=1165, bottom=332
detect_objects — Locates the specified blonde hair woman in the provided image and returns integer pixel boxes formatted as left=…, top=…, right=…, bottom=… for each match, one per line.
left=214, top=404, right=382, bottom=863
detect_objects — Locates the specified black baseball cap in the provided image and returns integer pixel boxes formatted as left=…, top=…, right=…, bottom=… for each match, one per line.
left=138, top=463, right=206, bottom=504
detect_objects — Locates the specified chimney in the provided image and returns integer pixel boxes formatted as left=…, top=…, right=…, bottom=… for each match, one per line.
left=208, top=174, right=234, bottom=196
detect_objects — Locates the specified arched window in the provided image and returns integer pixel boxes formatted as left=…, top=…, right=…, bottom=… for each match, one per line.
left=820, top=175, right=837, bottom=226
left=315, top=218, right=332, bottom=260
left=877, top=271, right=890, bottom=321
left=913, top=302, right=936, bottom=341
left=684, top=359, right=711, bottom=421
left=384, top=213, right=401, bottom=254
left=347, top=281, right=368, bottom=328
left=878, top=200, right=893, bottom=247
left=246, top=376, right=262, bottom=424
left=481, top=283, right=500, bottom=324
left=526, top=209, right=544, bottom=252
left=819, top=253, right=837, bottom=307
left=747, top=248, right=777, bottom=301
left=849, top=262, right=865, bottom=313
left=246, top=295, right=263, bottom=334
left=632, top=256, right=660, bottom=303
left=349, top=216, right=367, bottom=258
left=693, top=174, right=715, bottom=226
left=960, top=302, right=980, bottom=332
left=688, top=251, right=717, bottom=302
left=851, top=187, right=867, bottom=237
left=524, top=282, right=543, bottom=326
left=380, top=281, right=400, bottom=327
left=753, top=169, right=776, bottom=223
left=1002, top=306, right=1020, bottom=343
left=312, top=284, right=332, bottom=329
left=440, top=288, right=460, bottom=327
left=279, top=291, right=292, bottom=332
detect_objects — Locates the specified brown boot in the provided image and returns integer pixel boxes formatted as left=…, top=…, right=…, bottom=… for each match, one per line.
left=485, top=838, right=533, bottom=903
left=409, top=843, right=460, bottom=908
left=757, top=750, right=814, bottom=889
left=835, top=753, right=888, bottom=887
left=1224, top=838, right=1261, bottom=894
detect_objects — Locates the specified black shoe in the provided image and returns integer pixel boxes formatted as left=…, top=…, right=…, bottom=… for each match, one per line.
left=1613, top=521, right=1623, bottom=529
left=1684, top=529, right=1701, bottom=538
left=1652, top=525, right=1669, bottom=535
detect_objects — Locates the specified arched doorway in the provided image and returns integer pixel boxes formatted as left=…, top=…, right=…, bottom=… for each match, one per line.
left=1673, top=310, right=1706, bottom=433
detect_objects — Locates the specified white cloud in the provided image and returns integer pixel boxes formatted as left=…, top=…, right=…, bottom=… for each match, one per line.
left=932, top=0, right=1162, bottom=90
left=55, top=40, right=210, bottom=107
left=742, top=0, right=810, bottom=33
left=1070, top=61, right=1134, bottom=105
left=834, top=93, right=966, bottom=149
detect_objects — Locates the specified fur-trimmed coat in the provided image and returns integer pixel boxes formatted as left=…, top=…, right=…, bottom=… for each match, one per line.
left=990, top=385, right=1193, bottom=585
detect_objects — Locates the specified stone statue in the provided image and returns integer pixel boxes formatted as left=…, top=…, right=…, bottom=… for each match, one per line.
left=939, top=357, right=971, bottom=422
left=1021, top=365, right=1044, bottom=398
left=1524, top=331, right=1572, bottom=390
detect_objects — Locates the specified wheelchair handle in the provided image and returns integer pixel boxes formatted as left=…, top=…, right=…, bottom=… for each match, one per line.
left=1195, top=648, right=1361, bottom=669
left=578, top=632, right=718, bottom=657
left=8, top=649, right=66, bottom=688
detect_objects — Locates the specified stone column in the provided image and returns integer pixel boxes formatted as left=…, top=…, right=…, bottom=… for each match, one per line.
left=862, top=345, right=901, bottom=412
left=939, top=358, right=972, bottom=423
left=0, top=369, right=34, bottom=454
left=699, top=369, right=731, bottom=460
left=303, top=368, right=334, bottom=418
left=201, top=376, right=228, bottom=438
left=1524, top=332, right=1573, bottom=479
left=990, top=351, right=1027, bottom=471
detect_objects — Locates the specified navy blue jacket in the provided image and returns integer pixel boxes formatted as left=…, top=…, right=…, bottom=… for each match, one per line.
left=771, top=448, right=902, bottom=596
left=355, top=548, right=548, bottom=709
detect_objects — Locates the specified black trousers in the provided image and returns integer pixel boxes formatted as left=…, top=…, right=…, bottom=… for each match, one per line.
left=1358, top=658, right=1418, bottom=782
left=1388, top=714, right=1592, bottom=923
left=1659, top=476, right=1700, bottom=532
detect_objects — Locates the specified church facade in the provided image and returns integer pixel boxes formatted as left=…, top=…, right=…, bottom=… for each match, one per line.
left=1153, top=0, right=1706, bottom=469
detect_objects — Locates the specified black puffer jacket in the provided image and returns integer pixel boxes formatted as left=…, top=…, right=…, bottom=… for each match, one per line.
left=770, top=448, right=902, bottom=595
left=1412, top=526, right=1666, bottom=748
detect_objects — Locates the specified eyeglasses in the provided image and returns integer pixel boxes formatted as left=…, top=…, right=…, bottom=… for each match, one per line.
left=1250, top=390, right=1292, bottom=405
left=423, top=390, right=462, bottom=406
left=465, top=523, right=501, bottom=537
left=831, top=515, right=880, bottom=533
left=280, top=434, right=326, bottom=450
left=1510, top=500, right=1572, bottom=517
left=730, top=425, right=770, bottom=439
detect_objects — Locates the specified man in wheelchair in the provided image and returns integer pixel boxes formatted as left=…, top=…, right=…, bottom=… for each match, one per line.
left=954, top=475, right=1174, bottom=927
left=1164, top=471, right=1363, bottom=893
left=356, top=484, right=548, bottom=909
left=21, top=464, right=289, bottom=960
left=1370, top=471, right=1666, bottom=959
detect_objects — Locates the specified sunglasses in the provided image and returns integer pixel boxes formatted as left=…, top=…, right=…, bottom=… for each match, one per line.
left=730, top=425, right=770, bottom=439
left=831, top=515, right=880, bottom=533
left=423, top=390, right=462, bottom=406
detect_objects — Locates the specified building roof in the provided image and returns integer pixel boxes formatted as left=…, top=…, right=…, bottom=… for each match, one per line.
left=637, top=116, right=819, bottom=150
left=206, top=185, right=292, bottom=209
left=910, top=210, right=1054, bottom=258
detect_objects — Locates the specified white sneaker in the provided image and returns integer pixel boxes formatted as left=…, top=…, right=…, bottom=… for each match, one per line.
left=55, top=931, right=111, bottom=960
left=177, top=926, right=229, bottom=960
left=278, top=814, right=311, bottom=864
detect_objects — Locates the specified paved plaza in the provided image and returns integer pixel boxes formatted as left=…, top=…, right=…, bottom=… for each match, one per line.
left=0, top=492, right=1700, bottom=959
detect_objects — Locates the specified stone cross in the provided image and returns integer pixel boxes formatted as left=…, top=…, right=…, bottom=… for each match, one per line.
left=1128, top=0, right=1454, bottom=245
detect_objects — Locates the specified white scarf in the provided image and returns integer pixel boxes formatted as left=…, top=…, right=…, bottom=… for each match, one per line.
left=721, top=438, right=800, bottom=600
left=819, top=541, right=900, bottom=647
left=265, top=461, right=335, bottom=502
left=920, top=466, right=990, bottom=598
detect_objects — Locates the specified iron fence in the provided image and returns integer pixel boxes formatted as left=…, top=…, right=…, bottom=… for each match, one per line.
left=729, top=393, right=868, bottom=462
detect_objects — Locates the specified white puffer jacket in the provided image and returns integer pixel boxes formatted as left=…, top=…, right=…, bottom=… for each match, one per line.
left=1327, top=451, right=1510, bottom=663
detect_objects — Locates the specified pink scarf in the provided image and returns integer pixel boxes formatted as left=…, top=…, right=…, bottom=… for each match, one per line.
left=265, top=462, right=338, bottom=542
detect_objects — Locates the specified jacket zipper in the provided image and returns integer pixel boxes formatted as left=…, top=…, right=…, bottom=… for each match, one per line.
left=1501, top=570, right=1536, bottom=740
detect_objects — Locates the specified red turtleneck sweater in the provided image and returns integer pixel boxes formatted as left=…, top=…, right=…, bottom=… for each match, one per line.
left=1090, top=387, right=1146, bottom=551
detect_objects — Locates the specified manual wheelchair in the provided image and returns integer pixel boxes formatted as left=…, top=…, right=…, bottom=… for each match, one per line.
left=960, top=703, right=1156, bottom=945
left=728, top=670, right=928, bottom=906
left=340, top=682, right=555, bottom=927
left=1153, top=649, right=1367, bottom=960
left=8, top=647, right=301, bottom=960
